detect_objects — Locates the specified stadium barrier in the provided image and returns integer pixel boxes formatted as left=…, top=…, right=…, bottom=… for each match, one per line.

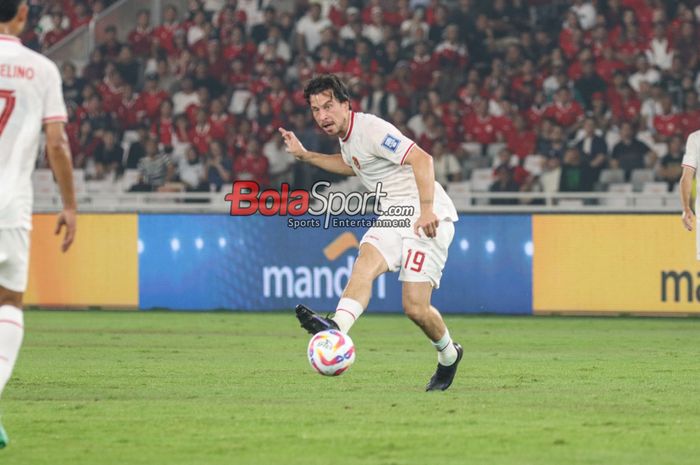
left=25, top=213, right=699, bottom=315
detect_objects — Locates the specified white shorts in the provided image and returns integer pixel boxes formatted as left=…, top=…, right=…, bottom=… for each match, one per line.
left=360, top=219, right=455, bottom=288
left=0, top=228, right=31, bottom=293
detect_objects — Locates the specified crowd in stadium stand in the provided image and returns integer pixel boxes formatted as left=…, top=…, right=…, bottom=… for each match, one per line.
left=21, top=1, right=117, bottom=51
left=31, top=0, right=700, bottom=199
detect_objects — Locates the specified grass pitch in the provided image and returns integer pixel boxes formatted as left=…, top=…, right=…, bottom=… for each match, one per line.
left=1, top=311, right=699, bottom=465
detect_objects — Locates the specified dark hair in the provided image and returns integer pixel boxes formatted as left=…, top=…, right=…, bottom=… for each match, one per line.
left=0, top=0, right=23, bottom=22
left=303, top=74, right=350, bottom=106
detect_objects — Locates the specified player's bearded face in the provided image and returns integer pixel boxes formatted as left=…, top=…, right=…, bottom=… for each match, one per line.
left=309, top=91, right=349, bottom=136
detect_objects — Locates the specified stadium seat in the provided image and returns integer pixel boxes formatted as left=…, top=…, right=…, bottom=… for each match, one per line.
left=630, top=169, right=655, bottom=192
left=469, top=168, right=494, bottom=192
left=598, top=168, right=625, bottom=188
left=86, top=179, right=119, bottom=195
left=637, top=182, right=668, bottom=208
left=73, top=169, right=86, bottom=195
left=605, top=183, right=633, bottom=207
left=446, top=181, right=471, bottom=210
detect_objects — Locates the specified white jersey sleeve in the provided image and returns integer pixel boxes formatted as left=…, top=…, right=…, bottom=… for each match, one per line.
left=42, top=60, right=67, bottom=123
left=364, top=116, right=416, bottom=166
left=682, top=131, right=700, bottom=170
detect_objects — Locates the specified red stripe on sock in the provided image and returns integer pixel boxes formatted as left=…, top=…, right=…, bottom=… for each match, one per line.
left=0, top=319, right=23, bottom=329
left=0, top=355, right=8, bottom=362
left=335, top=308, right=356, bottom=321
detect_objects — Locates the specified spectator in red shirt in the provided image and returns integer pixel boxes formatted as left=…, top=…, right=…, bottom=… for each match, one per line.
left=208, top=98, right=233, bottom=142
left=434, top=24, right=468, bottom=70
left=617, top=23, right=646, bottom=66
left=128, top=10, right=152, bottom=58
left=186, top=87, right=211, bottom=125
left=409, top=41, right=436, bottom=90
left=345, top=38, right=379, bottom=80
left=151, top=99, right=175, bottom=147
left=506, top=115, right=537, bottom=160
left=115, top=83, right=139, bottom=131
left=416, top=113, right=442, bottom=154
left=223, top=25, right=257, bottom=65
left=680, top=91, right=700, bottom=137
left=234, top=139, right=270, bottom=187
left=315, top=44, right=345, bottom=75
left=611, top=83, right=642, bottom=124
left=544, top=87, right=585, bottom=130
left=595, top=46, right=626, bottom=84
left=136, top=75, right=169, bottom=122
left=153, top=4, right=181, bottom=56
left=97, top=63, right=125, bottom=113
left=652, top=94, right=682, bottom=143
left=189, top=109, right=212, bottom=155
left=464, top=99, right=498, bottom=148
left=329, top=0, right=350, bottom=27
left=43, top=11, right=68, bottom=50
left=69, top=1, right=91, bottom=29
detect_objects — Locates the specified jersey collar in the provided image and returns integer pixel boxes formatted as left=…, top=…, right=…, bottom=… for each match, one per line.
left=0, top=34, right=21, bottom=44
left=340, top=111, right=355, bottom=143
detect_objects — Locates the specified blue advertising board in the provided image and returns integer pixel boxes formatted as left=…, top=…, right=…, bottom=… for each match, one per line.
left=138, top=214, right=532, bottom=314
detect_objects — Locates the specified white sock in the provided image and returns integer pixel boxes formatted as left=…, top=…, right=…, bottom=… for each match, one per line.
left=432, top=329, right=458, bottom=366
left=0, top=305, right=24, bottom=398
left=332, top=297, right=364, bottom=333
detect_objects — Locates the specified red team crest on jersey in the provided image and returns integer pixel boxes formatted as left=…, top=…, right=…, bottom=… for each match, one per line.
left=352, top=156, right=361, bottom=170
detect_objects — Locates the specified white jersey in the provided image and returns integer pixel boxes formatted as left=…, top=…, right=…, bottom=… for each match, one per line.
left=0, top=34, right=68, bottom=230
left=339, top=111, right=458, bottom=222
left=682, top=130, right=700, bottom=241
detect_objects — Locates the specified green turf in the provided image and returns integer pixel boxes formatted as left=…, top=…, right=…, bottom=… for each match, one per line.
left=1, top=311, right=699, bottom=465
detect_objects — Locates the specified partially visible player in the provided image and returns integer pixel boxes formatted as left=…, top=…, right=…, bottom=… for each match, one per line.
left=279, top=74, right=462, bottom=391
left=680, top=129, right=699, bottom=256
left=0, top=0, right=76, bottom=448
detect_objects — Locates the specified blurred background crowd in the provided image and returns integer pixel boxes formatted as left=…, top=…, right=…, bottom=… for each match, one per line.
left=26, top=0, right=700, bottom=200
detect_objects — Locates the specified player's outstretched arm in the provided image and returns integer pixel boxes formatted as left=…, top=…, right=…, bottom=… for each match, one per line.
left=45, top=121, right=77, bottom=252
left=278, top=127, right=355, bottom=176
left=680, top=165, right=696, bottom=231
left=404, top=145, right=439, bottom=238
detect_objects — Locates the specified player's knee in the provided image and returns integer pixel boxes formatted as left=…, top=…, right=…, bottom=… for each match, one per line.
left=402, top=298, right=428, bottom=323
left=351, top=257, right=385, bottom=283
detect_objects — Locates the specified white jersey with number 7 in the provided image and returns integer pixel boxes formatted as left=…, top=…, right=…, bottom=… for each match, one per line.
left=0, top=34, right=68, bottom=230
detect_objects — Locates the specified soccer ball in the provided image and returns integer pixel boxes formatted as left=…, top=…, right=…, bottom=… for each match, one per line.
left=307, top=329, right=356, bottom=376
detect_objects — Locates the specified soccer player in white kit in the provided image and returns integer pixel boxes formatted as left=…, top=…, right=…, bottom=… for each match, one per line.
left=680, top=129, right=700, bottom=255
left=0, top=0, right=77, bottom=447
left=279, top=75, right=463, bottom=391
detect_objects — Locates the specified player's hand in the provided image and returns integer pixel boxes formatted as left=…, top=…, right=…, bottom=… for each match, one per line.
left=55, top=209, right=76, bottom=252
left=414, top=211, right=439, bottom=238
left=278, top=127, right=308, bottom=160
left=682, top=208, right=696, bottom=231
